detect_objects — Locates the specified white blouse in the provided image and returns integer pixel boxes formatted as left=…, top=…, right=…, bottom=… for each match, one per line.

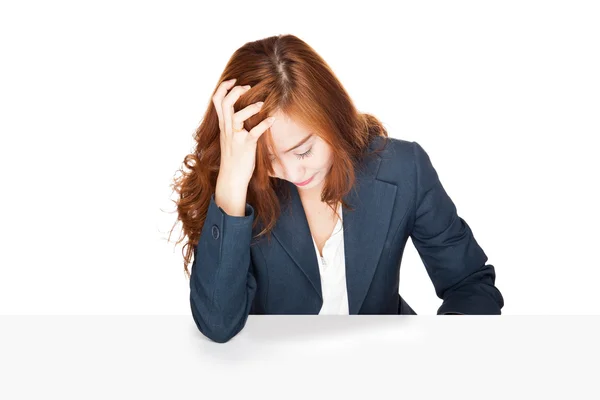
left=311, top=202, right=349, bottom=315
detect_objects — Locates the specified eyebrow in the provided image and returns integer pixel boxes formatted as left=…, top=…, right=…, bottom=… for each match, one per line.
left=271, top=133, right=313, bottom=155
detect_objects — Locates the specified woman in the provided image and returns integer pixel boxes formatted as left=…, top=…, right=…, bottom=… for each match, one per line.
left=169, top=34, right=504, bottom=343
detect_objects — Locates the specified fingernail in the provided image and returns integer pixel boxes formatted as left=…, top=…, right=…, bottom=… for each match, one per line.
left=244, top=85, right=251, bottom=89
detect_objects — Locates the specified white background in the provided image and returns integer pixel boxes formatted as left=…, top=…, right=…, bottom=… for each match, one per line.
left=1, top=0, right=598, bottom=315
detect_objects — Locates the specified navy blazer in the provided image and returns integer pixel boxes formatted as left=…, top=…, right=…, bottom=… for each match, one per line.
left=190, top=136, right=504, bottom=342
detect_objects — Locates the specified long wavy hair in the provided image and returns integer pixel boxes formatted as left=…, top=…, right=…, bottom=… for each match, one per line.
left=168, top=34, right=390, bottom=280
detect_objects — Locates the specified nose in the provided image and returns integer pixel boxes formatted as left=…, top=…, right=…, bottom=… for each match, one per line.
left=276, top=159, right=305, bottom=182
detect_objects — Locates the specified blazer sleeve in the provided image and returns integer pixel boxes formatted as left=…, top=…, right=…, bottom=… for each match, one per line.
left=409, top=141, right=504, bottom=315
left=189, top=192, right=258, bottom=343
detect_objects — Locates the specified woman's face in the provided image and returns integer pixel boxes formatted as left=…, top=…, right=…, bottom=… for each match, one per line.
left=267, top=110, right=334, bottom=193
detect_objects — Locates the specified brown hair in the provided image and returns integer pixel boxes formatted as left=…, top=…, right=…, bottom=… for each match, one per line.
left=167, top=34, right=390, bottom=279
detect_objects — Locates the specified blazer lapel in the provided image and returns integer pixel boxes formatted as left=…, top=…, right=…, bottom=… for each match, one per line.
left=271, top=142, right=398, bottom=314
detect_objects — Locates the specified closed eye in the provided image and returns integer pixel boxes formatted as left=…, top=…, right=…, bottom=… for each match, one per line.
left=295, top=147, right=313, bottom=160
left=269, top=147, right=313, bottom=162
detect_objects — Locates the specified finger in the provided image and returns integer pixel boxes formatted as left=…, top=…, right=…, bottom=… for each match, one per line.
left=248, top=116, right=276, bottom=141
left=212, top=78, right=237, bottom=135
left=233, top=101, right=264, bottom=131
left=213, top=78, right=236, bottom=134
left=222, top=85, right=251, bottom=137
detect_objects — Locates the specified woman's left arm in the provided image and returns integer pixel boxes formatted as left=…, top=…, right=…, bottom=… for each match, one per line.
left=410, top=141, right=505, bottom=315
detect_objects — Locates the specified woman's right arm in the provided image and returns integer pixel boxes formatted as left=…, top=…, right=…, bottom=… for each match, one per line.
left=189, top=77, right=275, bottom=343
left=189, top=191, right=257, bottom=343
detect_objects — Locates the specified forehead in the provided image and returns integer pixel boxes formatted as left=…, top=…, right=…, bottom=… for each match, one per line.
left=268, top=110, right=313, bottom=153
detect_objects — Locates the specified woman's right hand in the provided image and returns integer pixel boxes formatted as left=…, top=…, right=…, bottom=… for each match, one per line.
left=213, top=78, right=276, bottom=189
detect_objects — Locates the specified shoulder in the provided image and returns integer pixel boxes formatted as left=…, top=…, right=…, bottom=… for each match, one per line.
left=373, top=136, right=414, bottom=160
left=370, top=136, right=441, bottom=197
left=368, top=136, right=420, bottom=182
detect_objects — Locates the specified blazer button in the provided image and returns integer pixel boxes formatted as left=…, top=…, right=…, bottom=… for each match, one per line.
left=211, top=225, right=220, bottom=239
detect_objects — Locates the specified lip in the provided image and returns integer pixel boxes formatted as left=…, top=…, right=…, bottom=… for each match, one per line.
left=294, top=173, right=316, bottom=186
